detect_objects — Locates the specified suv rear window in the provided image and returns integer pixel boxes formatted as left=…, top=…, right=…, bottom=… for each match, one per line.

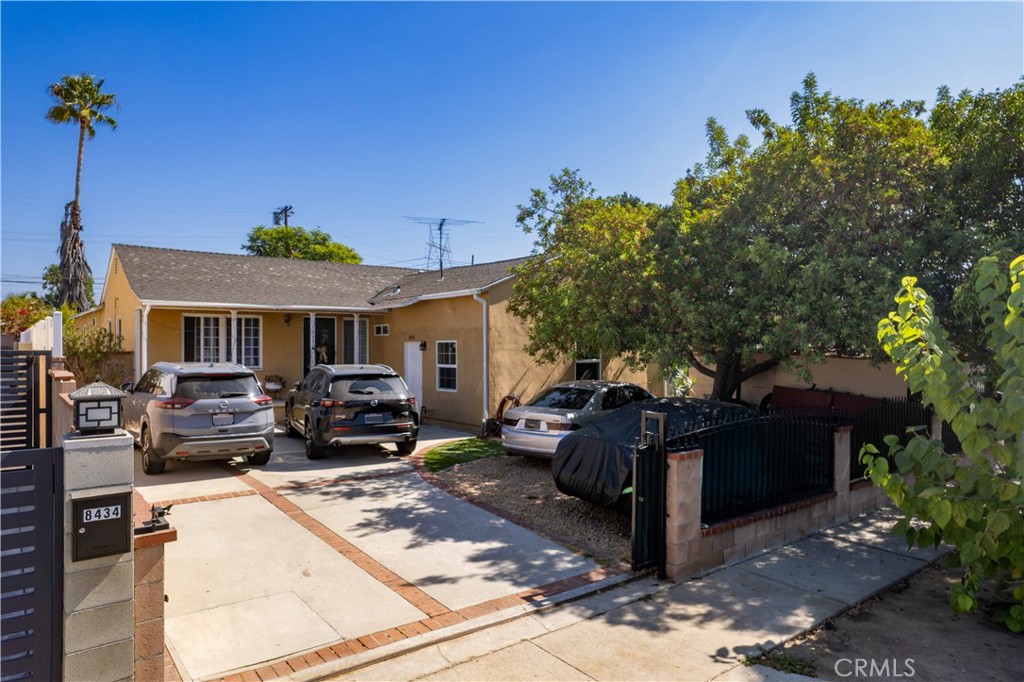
left=528, top=387, right=595, bottom=410
left=174, top=375, right=260, bottom=400
left=329, top=375, right=408, bottom=400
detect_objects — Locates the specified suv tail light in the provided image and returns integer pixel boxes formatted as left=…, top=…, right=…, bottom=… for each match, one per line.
left=156, top=398, right=195, bottom=410
left=253, top=395, right=273, bottom=407
left=318, top=399, right=347, bottom=409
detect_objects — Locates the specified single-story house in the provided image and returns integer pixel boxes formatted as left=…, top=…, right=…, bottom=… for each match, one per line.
left=78, top=244, right=660, bottom=430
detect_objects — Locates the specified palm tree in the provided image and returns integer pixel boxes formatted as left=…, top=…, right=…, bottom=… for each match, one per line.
left=46, top=74, right=118, bottom=310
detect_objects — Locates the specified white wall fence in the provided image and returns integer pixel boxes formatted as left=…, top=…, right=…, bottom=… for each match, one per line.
left=19, top=311, right=63, bottom=356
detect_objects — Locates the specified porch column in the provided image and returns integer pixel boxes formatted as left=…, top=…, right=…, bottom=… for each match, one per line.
left=308, top=313, right=317, bottom=370
left=141, top=305, right=150, bottom=379
left=229, top=310, right=238, bottom=364
left=353, top=314, right=361, bottom=364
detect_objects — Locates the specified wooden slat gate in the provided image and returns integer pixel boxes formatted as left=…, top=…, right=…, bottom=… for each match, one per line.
left=631, top=411, right=666, bottom=577
left=0, top=446, right=64, bottom=681
left=1, top=350, right=52, bottom=451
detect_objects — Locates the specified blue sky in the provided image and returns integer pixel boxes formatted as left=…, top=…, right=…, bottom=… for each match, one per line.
left=2, top=1, right=1022, bottom=297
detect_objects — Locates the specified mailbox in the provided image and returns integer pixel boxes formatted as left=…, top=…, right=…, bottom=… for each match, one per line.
left=72, top=492, right=132, bottom=561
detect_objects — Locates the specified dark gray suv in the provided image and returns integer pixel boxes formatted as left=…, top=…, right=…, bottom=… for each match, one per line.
left=122, top=362, right=275, bottom=474
left=285, top=364, right=419, bottom=460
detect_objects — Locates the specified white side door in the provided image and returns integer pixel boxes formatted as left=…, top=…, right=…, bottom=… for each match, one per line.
left=403, top=341, right=424, bottom=418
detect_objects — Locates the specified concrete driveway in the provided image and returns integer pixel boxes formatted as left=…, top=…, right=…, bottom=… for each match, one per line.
left=134, top=426, right=612, bottom=681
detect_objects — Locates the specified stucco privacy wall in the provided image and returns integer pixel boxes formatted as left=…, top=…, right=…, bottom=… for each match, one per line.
left=689, top=355, right=908, bottom=405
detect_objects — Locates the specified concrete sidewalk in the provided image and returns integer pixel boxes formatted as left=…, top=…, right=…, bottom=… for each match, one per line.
left=296, top=508, right=947, bottom=682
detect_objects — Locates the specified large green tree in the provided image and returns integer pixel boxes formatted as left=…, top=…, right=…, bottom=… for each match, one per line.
left=511, top=75, right=952, bottom=399
left=46, top=73, right=118, bottom=310
left=509, top=170, right=660, bottom=370
left=242, top=225, right=362, bottom=263
left=931, top=80, right=1024, bottom=373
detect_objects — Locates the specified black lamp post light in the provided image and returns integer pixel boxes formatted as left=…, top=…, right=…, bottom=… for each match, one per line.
left=69, top=382, right=127, bottom=435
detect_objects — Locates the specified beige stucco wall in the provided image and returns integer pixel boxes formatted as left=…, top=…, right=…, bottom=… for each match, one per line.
left=75, top=250, right=142, bottom=353
left=689, top=355, right=907, bottom=405
left=485, top=279, right=663, bottom=413
left=376, top=296, right=486, bottom=430
left=143, top=310, right=389, bottom=390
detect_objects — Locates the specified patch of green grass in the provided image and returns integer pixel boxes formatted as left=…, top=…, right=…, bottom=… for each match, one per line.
left=423, top=438, right=505, bottom=472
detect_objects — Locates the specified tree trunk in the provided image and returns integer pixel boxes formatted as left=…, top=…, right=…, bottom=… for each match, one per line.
left=710, top=353, right=743, bottom=401
left=74, top=121, right=86, bottom=207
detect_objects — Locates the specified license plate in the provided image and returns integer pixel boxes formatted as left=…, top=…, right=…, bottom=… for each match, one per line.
left=364, top=413, right=384, bottom=424
left=212, top=413, right=234, bottom=426
left=525, top=419, right=540, bottom=430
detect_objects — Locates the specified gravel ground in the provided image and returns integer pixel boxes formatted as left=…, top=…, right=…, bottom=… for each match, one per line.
left=430, top=453, right=632, bottom=563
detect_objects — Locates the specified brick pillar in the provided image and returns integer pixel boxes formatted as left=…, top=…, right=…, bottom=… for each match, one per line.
left=834, top=425, right=852, bottom=524
left=665, top=449, right=704, bottom=581
left=63, top=433, right=135, bottom=681
left=134, top=541, right=168, bottom=680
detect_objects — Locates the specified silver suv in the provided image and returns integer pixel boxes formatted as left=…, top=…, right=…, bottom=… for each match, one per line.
left=122, top=362, right=275, bottom=475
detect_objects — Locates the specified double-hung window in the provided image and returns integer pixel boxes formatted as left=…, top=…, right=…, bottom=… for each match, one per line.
left=436, top=341, right=457, bottom=392
left=183, top=315, right=262, bottom=368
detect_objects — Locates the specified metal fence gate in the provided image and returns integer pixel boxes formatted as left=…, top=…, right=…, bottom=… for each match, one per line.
left=0, top=350, right=52, bottom=452
left=0, top=446, right=64, bottom=681
left=631, top=411, right=666, bottom=577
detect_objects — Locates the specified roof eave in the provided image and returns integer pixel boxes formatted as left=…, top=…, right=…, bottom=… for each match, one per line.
left=139, top=300, right=385, bottom=313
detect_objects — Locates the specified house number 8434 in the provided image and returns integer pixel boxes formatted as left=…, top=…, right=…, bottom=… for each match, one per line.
left=82, top=505, right=122, bottom=523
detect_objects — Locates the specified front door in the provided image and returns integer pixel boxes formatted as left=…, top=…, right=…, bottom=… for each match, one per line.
left=404, top=341, right=423, bottom=418
left=303, top=317, right=336, bottom=372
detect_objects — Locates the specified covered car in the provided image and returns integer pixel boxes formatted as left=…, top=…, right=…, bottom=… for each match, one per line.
left=551, top=398, right=755, bottom=508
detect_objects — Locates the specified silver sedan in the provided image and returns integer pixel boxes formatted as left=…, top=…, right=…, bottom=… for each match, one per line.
left=501, top=380, right=655, bottom=459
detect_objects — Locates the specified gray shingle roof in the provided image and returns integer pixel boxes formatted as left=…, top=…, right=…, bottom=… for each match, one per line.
left=368, top=257, right=529, bottom=306
left=112, top=245, right=528, bottom=310
left=114, top=245, right=416, bottom=309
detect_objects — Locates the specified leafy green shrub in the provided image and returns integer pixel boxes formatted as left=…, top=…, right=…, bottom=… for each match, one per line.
left=64, top=323, right=131, bottom=386
left=862, top=255, right=1023, bottom=631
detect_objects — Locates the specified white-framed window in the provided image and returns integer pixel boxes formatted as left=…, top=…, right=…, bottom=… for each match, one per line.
left=575, top=354, right=601, bottom=381
left=374, top=324, right=390, bottom=337
left=183, top=314, right=262, bottom=368
left=436, top=340, right=457, bottom=392
left=235, top=317, right=262, bottom=368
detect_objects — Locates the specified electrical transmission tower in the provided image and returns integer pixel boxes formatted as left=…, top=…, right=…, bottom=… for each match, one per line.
left=403, top=216, right=482, bottom=278
left=273, top=205, right=294, bottom=226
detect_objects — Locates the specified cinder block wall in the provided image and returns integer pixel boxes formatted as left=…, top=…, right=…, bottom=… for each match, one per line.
left=62, top=434, right=136, bottom=681
left=665, top=425, right=892, bottom=581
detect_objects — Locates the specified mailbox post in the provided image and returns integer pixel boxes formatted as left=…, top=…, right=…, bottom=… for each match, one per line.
left=61, top=381, right=139, bottom=680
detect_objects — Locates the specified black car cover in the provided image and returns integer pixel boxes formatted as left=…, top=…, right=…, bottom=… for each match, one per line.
left=551, top=398, right=754, bottom=508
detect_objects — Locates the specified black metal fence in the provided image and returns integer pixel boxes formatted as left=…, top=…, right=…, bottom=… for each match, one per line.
left=941, top=419, right=963, bottom=454
left=675, top=415, right=836, bottom=525
left=849, top=397, right=931, bottom=479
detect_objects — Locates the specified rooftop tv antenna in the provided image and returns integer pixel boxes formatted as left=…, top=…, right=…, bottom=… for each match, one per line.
left=273, top=205, right=294, bottom=227
left=403, top=216, right=483, bottom=279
